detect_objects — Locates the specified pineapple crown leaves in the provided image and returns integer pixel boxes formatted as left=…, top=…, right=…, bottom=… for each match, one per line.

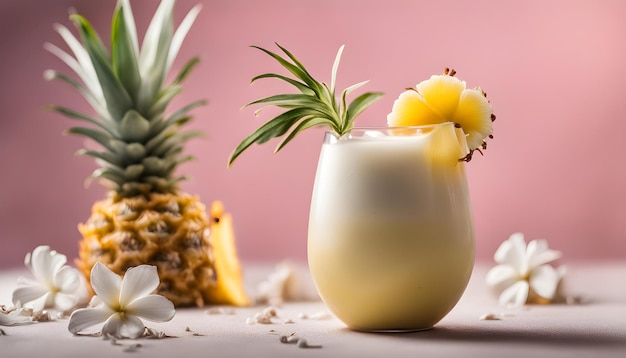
left=44, top=0, right=206, bottom=196
left=227, top=43, right=384, bottom=167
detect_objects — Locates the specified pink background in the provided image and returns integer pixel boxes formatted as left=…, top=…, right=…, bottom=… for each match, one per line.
left=1, top=0, right=625, bottom=269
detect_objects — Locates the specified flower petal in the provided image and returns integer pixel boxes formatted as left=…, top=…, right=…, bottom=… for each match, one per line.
left=494, top=232, right=527, bottom=273
left=452, top=88, right=493, bottom=150
left=90, top=262, right=122, bottom=309
left=54, top=265, right=81, bottom=293
left=529, top=264, right=559, bottom=300
left=387, top=89, right=442, bottom=127
left=125, top=294, right=175, bottom=322
left=416, top=74, right=465, bottom=120
left=16, top=276, right=39, bottom=287
left=527, top=239, right=562, bottom=269
left=68, top=307, right=114, bottom=335
left=12, top=284, right=48, bottom=307
left=102, top=313, right=145, bottom=339
left=0, top=310, right=32, bottom=326
left=498, top=280, right=529, bottom=307
left=486, top=264, right=519, bottom=288
left=33, top=295, right=51, bottom=312
left=119, top=265, right=159, bottom=307
left=30, top=246, right=67, bottom=286
left=54, top=292, right=79, bottom=311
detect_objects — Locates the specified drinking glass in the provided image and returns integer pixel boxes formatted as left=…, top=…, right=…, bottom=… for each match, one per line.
left=308, top=123, right=475, bottom=331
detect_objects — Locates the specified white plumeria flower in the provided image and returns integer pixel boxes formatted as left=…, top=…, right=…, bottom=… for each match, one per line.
left=486, top=233, right=564, bottom=307
left=12, top=246, right=85, bottom=312
left=68, top=262, right=175, bottom=339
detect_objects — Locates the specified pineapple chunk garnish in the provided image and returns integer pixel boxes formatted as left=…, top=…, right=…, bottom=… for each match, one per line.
left=426, top=123, right=471, bottom=167
left=387, top=68, right=494, bottom=161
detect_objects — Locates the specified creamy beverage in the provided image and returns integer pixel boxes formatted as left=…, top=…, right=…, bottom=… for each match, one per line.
left=308, top=124, right=475, bottom=331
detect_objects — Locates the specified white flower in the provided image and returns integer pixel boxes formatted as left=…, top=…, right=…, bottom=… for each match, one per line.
left=12, top=246, right=84, bottom=312
left=256, top=262, right=311, bottom=306
left=68, top=262, right=175, bottom=339
left=486, top=232, right=564, bottom=307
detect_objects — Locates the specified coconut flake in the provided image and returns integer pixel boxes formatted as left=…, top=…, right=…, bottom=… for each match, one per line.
left=479, top=313, right=501, bottom=321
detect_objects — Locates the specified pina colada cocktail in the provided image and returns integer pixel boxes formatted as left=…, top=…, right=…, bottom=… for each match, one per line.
left=308, top=124, right=474, bottom=331
left=229, top=44, right=495, bottom=332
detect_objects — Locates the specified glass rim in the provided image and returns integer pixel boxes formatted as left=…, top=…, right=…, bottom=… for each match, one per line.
left=323, top=122, right=460, bottom=144
left=324, top=122, right=458, bottom=135
left=352, top=123, right=456, bottom=130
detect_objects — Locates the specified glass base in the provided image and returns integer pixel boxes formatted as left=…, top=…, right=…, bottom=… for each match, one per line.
left=353, top=326, right=434, bottom=333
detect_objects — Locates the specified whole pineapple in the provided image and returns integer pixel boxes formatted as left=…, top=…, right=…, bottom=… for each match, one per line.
left=45, top=0, right=248, bottom=307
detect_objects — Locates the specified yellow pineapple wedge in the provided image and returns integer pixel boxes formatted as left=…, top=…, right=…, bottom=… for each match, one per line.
left=203, top=201, right=250, bottom=306
left=46, top=0, right=248, bottom=307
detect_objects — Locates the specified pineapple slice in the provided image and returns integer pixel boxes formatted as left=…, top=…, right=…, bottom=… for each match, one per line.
left=387, top=68, right=495, bottom=161
left=426, top=123, right=470, bottom=167
left=204, top=201, right=250, bottom=306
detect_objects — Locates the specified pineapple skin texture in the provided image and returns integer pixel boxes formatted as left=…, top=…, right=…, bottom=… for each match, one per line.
left=77, top=192, right=248, bottom=307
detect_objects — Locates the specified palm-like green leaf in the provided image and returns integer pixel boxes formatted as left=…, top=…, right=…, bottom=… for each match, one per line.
left=228, top=44, right=383, bottom=167
left=330, top=45, right=344, bottom=95
left=229, top=107, right=317, bottom=165
left=275, top=117, right=332, bottom=153
left=250, top=73, right=314, bottom=95
left=345, top=92, right=385, bottom=130
left=250, top=46, right=323, bottom=94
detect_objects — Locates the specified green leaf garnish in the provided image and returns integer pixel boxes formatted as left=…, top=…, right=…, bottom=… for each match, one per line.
left=228, top=43, right=384, bottom=167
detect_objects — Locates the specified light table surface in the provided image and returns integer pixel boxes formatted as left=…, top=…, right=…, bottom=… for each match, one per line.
left=0, top=262, right=624, bottom=358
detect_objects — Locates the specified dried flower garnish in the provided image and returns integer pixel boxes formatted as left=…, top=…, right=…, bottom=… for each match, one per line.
left=12, top=246, right=85, bottom=312
left=0, top=304, right=33, bottom=326
left=279, top=333, right=323, bottom=349
left=184, top=326, right=204, bottom=336
left=298, top=311, right=332, bottom=320
left=245, top=306, right=279, bottom=325
left=479, top=313, right=501, bottom=321
left=68, top=262, right=175, bottom=339
left=296, top=338, right=322, bottom=349
left=204, top=307, right=235, bottom=315
left=280, top=333, right=300, bottom=344
left=486, top=232, right=565, bottom=307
